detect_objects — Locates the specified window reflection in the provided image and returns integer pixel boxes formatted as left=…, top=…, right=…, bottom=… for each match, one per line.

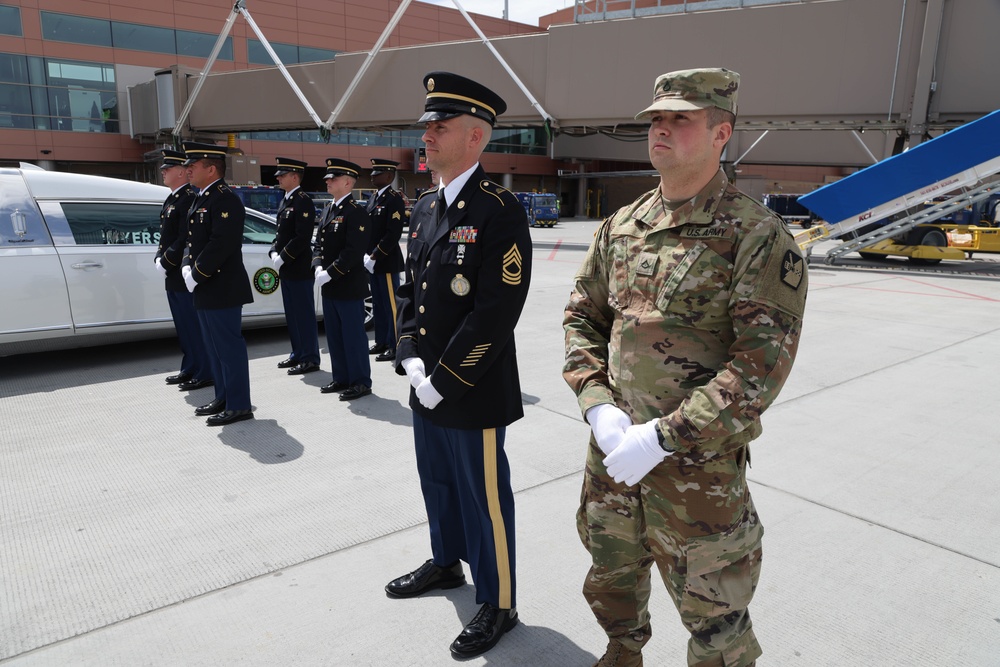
left=0, top=53, right=119, bottom=132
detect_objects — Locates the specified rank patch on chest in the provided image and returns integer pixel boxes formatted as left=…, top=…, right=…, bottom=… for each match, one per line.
left=450, top=226, right=478, bottom=243
left=635, top=251, right=658, bottom=276
left=781, top=250, right=804, bottom=290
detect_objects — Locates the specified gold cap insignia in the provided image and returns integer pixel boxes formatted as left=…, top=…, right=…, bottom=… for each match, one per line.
left=427, top=78, right=435, bottom=92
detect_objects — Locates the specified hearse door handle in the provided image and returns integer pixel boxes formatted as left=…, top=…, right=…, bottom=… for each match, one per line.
left=71, top=261, right=104, bottom=269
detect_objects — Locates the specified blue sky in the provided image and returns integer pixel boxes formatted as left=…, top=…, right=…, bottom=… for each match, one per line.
left=419, top=0, right=575, bottom=26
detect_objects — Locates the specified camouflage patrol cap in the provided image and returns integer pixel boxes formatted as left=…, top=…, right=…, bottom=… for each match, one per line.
left=635, top=68, right=739, bottom=120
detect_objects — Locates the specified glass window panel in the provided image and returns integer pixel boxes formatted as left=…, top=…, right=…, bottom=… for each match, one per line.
left=111, top=22, right=175, bottom=54
left=0, top=6, right=22, bottom=37
left=247, top=39, right=298, bottom=65
left=46, top=60, right=115, bottom=89
left=40, top=12, right=112, bottom=47
left=0, top=53, right=28, bottom=84
left=61, top=203, right=162, bottom=245
left=298, top=46, right=337, bottom=63
left=176, top=31, right=233, bottom=60
left=0, top=82, right=33, bottom=129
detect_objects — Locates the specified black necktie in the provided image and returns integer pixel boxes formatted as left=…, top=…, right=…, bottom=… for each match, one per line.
left=437, top=188, right=447, bottom=215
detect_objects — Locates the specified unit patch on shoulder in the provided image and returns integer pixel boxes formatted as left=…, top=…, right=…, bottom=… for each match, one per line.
left=781, top=250, right=804, bottom=290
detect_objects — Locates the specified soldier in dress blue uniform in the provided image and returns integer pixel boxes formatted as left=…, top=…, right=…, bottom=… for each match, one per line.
left=154, top=148, right=213, bottom=391
left=313, top=158, right=373, bottom=400
left=180, top=141, right=255, bottom=426
left=270, top=157, right=321, bottom=376
left=386, top=72, right=532, bottom=659
left=363, top=158, right=406, bottom=363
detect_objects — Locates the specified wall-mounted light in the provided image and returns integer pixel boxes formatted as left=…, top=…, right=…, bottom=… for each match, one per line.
left=40, top=149, right=52, bottom=155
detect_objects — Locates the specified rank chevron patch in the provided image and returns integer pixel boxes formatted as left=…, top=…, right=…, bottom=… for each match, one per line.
left=502, top=244, right=522, bottom=285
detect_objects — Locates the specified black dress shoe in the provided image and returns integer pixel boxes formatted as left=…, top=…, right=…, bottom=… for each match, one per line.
left=165, top=372, right=192, bottom=385
left=276, top=357, right=297, bottom=369
left=287, top=362, right=320, bottom=375
left=385, top=559, right=465, bottom=598
left=320, top=381, right=349, bottom=394
left=206, top=409, right=254, bottom=426
left=194, top=398, right=226, bottom=416
left=450, top=603, right=519, bottom=658
left=374, top=349, right=396, bottom=362
left=178, top=378, right=214, bottom=391
left=339, top=384, right=372, bottom=401
left=369, top=343, right=388, bottom=355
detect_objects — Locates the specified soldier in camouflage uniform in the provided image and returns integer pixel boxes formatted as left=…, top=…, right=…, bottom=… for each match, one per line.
left=563, top=68, right=807, bottom=667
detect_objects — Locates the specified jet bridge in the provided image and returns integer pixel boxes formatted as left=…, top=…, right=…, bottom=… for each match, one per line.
left=795, top=109, right=1000, bottom=264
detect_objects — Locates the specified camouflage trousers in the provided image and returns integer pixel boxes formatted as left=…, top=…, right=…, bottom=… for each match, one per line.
left=577, top=438, right=763, bottom=667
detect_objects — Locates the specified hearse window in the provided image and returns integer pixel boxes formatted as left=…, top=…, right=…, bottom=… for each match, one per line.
left=61, top=202, right=162, bottom=245
left=243, top=210, right=277, bottom=245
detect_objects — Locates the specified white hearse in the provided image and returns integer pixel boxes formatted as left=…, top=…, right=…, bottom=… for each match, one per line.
left=0, top=164, right=290, bottom=356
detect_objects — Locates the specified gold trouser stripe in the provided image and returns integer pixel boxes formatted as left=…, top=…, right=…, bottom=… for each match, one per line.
left=483, top=428, right=512, bottom=609
left=385, top=273, right=398, bottom=341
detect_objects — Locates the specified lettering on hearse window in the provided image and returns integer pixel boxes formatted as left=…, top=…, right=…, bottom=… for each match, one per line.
left=61, top=202, right=163, bottom=245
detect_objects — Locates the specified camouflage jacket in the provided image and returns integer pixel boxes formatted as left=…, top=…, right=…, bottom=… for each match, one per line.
left=563, top=169, right=807, bottom=459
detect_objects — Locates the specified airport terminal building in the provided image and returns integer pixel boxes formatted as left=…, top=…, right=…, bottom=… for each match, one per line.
left=1, top=0, right=995, bottom=217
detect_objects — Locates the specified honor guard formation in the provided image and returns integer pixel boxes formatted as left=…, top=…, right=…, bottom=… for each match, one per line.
left=151, top=67, right=805, bottom=666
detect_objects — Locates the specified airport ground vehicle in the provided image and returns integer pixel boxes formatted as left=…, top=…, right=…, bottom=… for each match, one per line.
left=0, top=165, right=371, bottom=356
left=762, top=193, right=817, bottom=228
left=797, top=109, right=1000, bottom=265
left=515, top=192, right=559, bottom=227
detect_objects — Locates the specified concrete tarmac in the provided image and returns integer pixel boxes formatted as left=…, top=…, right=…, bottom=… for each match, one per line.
left=2, top=219, right=999, bottom=666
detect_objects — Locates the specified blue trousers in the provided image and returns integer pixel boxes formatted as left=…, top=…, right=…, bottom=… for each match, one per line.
left=280, top=277, right=320, bottom=365
left=413, top=413, right=516, bottom=609
left=166, top=289, right=210, bottom=379
left=321, top=297, right=371, bottom=388
left=196, top=307, right=251, bottom=410
left=369, top=271, right=399, bottom=349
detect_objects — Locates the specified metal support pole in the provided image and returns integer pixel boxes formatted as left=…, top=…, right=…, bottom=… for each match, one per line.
left=732, top=130, right=769, bottom=166
left=449, top=0, right=555, bottom=126
left=173, top=0, right=326, bottom=137
left=850, top=130, right=879, bottom=164
left=240, top=6, right=325, bottom=129
left=172, top=1, right=243, bottom=137
left=323, top=0, right=416, bottom=130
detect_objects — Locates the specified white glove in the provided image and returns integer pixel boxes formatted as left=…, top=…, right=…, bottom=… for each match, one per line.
left=314, top=266, right=332, bottom=288
left=400, top=357, right=426, bottom=389
left=154, top=258, right=167, bottom=278
left=586, top=403, right=632, bottom=456
left=603, top=419, right=670, bottom=486
left=363, top=254, right=375, bottom=274
left=272, top=253, right=284, bottom=271
left=182, top=265, right=196, bottom=293
left=415, top=376, right=443, bottom=410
